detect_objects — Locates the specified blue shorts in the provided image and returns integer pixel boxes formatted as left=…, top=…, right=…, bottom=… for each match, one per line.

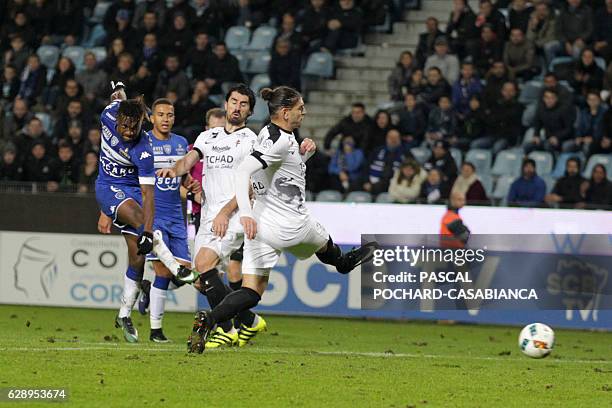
left=95, top=181, right=142, bottom=236
left=146, top=218, right=191, bottom=263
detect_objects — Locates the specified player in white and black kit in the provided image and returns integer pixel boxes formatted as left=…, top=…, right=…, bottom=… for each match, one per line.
left=155, top=84, right=265, bottom=348
left=187, top=86, right=378, bottom=353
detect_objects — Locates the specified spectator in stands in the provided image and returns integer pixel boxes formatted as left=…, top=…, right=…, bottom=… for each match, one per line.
left=579, top=163, right=612, bottom=208
left=452, top=62, right=482, bottom=118
left=188, top=32, right=212, bottom=80
left=45, top=56, right=76, bottom=109
left=0, top=65, right=20, bottom=107
left=539, top=72, right=573, bottom=111
left=508, top=0, right=533, bottom=33
left=50, top=1, right=83, bottom=45
left=424, top=139, right=458, bottom=183
left=324, top=102, right=374, bottom=151
left=526, top=1, right=558, bottom=65
left=103, top=0, right=136, bottom=35
left=507, top=158, right=546, bottom=206
left=52, top=100, right=88, bottom=143
left=27, top=0, right=54, bottom=45
left=137, top=33, right=163, bottom=75
left=388, top=158, right=427, bottom=203
left=3, top=35, right=30, bottom=75
left=22, top=140, right=56, bottom=184
left=300, top=0, right=330, bottom=53
left=594, top=0, right=612, bottom=62
left=193, top=0, right=222, bottom=39
left=76, top=52, right=108, bottom=113
left=133, top=2, right=166, bottom=32
left=328, top=135, right=365, bottom=193
left=570, top=48, right=604, bottom=98
left=55, top=141, right=79, bottom=190
left=416, top=17, right=444, bottom=68
left=426, top=95, right=458, bottom=146
left=269, top=38, right=302, bottom=91
left=459, top=95, right=486, bottom=150
left=154, top=54, right=190, bottom=101
left=107, top=9, right=137, bottom=51
left=3, top=99, right=33, bottom=145
left=360, top=0, right=387, bottom=29
left=475, top=0, right=507, bottom=42
left=424, top=36, right=460, bottom=84
left=480, top=81, right=524, bottom=153
left=419, top=66, right=452, bottom=109
left=452, top=161, right=488, bottom=204
left=84, top=128, right=101, bottom=156
left=129, top=63, right=156, bottom=103
left=103, top=37, right=127, bottom=74
left=445, top=0, right=478, bottom=59
left=0, top=144, right=23, bottom=181
left=504, top=28, right=538, bottom=81
left=419, top=168, right=449, bottom=204
left=77, top=151, right=99, bottom=193
left=162, top=12, right=193, bottom=56
left=397, top=93, right=426, bottom=148
left=528, top=89, right=576, bottom=153
left=53, top=79, right=87, bottom=119
left=362, top=128, right=405, bottom=196
left=592, top=94, right=612, bottom=155
left=135, top=10, right=162, bottom=42
left=179, top=80, right=216, bottom=141
left=569, top=90, right=607, bottom=154
left=18, top=53, right=46, bottom=105
left=482, top=61, right=508, bottom=107
left=2, top=11, right=35, bottom=48
left=305, top=149, right=331, bottom=193
left=167, top=0, right=196, bottom=27
left=474, top=24, right=503, bottom=76
left=364, top=110, right=392, bottom=153
left=13, top=116, right=47, bottom=161
left=202, top=42, right=244, bottom=94
left=406, top=69, right=426, bottom=97
left=321, top=0, right=363, bottom=54
left=275, top=13, right=301, bottom=51
left=545, top=157, right=585, bottom=208
left=64, top=120, right=85, bottom=159
left=232, top=0, right=268, bottom=29
left=388, top=51, right=415, bottom=101
left=554, top=0, right=594, bottom=59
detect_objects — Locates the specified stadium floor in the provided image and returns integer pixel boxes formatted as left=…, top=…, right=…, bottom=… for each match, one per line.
left=0, top=305, right=610, bottom=407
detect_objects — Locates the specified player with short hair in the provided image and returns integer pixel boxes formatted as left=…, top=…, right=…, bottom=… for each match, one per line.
left=186, top=86, right=378, bottom=353
left=156, top=84, right=266, bottom=348
left=94, top=82, right=156, bottom=343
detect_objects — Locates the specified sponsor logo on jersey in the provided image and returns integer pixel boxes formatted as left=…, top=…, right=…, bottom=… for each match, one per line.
left=140, top=151, right=151, bottom=160
left=261, top=139, right=273, bottom=150
left=176, top=143, right=186, bottom=155
left=102, top=125, right=113, bottom=140
left=211, top=145, right=231, bottom=153
left=100, top=156, right=136, bottom=178
left=235, top=139, right=241, bottom=146
left=156, top=176, right=181, bottom=191
left=163, top=144, right=172, bottom=154
left=206, top=154, right=234, bottom=164
left=153, top=146, right=164, bottom=155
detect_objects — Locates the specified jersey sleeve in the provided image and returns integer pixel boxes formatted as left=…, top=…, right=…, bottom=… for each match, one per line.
left=131, top=136, right=155, bottom=185
left=100, top=101, right=120, bottom=133
left=192, top=131, right=208, bottom=160
left=251, top=135, right=289, bottom=169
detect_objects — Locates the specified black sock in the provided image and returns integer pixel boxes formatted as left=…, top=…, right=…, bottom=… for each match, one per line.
left=198, top=269, right=233, bottom=331
left=238, top=309, right=256, bottom=327
left=170, top=275, right=187, bottom=288
left=229, top=279, right=242, bottom=291
left=316, top=236, right=342, bottom=267
left=210, top=287, right=261, bottom=326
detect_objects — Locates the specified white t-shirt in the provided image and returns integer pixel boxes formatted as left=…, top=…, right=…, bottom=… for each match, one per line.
left=192, top=126, right=257, bottom=231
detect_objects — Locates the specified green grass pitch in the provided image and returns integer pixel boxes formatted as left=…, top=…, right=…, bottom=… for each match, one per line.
left=0, top=305, right=611, bottom=407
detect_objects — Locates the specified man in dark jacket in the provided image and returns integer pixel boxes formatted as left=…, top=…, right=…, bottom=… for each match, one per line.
left=187, top=32, right=212, bottom=80
left=528, top=89, right=576, bottom=153
left=202, top=42, right=244, bottom=94
left=18, top=54, right=46, bottom=106
left=300, top=0, right=330, bottom=53
left=424, top=139, right=458, bottom=182
left=321, top=0, right=363, bottom=54
left=545, top=157, right=585, bottom=207
left=153, top=54, right=190, bottom=100
left=445, top=0, right=479, bottom=58
left=0, top=144, right=23, bottom=181
left=480, top=81, right=524, bottom=152
left=55, top=140, right=80, bottom=190
left=555, top=0, right=593, bottom=58
left=508, top=158, right=546, bottom=206
left=23, top=141, right=56, bottom=183
left=416, top=17, right=445, bottom=68
left=269, top=39, right=301, bottom=91
left=324, top=103, right=374, bottom=151
left=362, top=129, right=405, bottom=195
left=161, top=12, right=193, bottom=56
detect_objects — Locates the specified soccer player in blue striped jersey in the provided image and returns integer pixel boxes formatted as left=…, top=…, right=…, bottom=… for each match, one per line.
left=95, top=82, right=156, bottom=343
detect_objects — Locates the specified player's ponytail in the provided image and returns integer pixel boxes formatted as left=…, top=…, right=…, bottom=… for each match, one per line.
left=260, top=86, right=301, bottom=117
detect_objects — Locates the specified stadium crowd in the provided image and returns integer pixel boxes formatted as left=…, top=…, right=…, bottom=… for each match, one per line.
left=0, top=0, right=610, bottom=209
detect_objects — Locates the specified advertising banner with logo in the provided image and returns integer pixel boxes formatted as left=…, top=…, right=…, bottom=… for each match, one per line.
left=0, top=232, right=196, bottom=312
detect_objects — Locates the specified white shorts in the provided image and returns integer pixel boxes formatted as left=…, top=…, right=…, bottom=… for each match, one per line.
left=242, top=216, right=329, bottom=277
left=194, top=221, right=244, bottom=268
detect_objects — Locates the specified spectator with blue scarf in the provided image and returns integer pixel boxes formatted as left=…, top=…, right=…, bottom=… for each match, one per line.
left=362, top=129, right=406, bottom=196
left=328, top=136, right=365, bottom=193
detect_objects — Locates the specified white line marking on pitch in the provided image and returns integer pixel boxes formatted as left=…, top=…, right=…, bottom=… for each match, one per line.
left=0, top=345, right=609, bottom=365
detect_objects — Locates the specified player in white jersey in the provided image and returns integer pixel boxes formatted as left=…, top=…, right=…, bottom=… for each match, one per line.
left=155, top=84, right=266, bottom=347
left=186, top=86, right=378, bottom=353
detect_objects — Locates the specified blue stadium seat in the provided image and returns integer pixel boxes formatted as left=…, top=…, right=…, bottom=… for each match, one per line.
left=595, top=57, right=606, bottom=71
left=316, top=190, right=343, bottom=202
left=225, top=26, right=251, bottom=51
left=410, top=147, right=430, bottom=164
left=250, top=97, right=269, bottom=122
left=250, top=73, right=270, bottom=95
left=37, top=45, right=60, bottom=69
left=479, top=174, right=493, bottom=197
left=345, top=191, right=372, bottom=203
left=62, top=46, right=86, bottom=70
left=492, top=175, right=515, bottom=200
left=541, top=175, right=556, bottom=194
left=88, top=47, right=107, bottom=64
left=89, top=1, right=111, bottom=24
left=302, top=52, right=333, bottom=78
left=233, top=50, right=248, bottom=72
left=35, top=112, right=52, bottom=134
left=246, top=52, right=271, bottom=74
left=491, top=149, right=522, bottom=177
left=583, top=154, right=612, bottom=178
left=522, top=103, right=537, bottom=127
left=528, top=151, right=554, bottom=175
left=46, top=68, right=55, bottom=83
left=375, top=192, right=394, bottom=203
left=518, top=81, right=543, bottom=105
left=548, top=56, right=574, bottom=74
left=465, top=149, right=492, bottom=175
left=82, top=24, right=106, bottom=48
left=551, top=152, right=585, bottom=178
left=450, top=147, right=462, bottom=169
left=245, top=26, right=277, bottom=51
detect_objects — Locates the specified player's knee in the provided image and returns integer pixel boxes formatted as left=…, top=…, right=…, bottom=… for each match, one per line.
left=194, top=251, right=218, bottom=272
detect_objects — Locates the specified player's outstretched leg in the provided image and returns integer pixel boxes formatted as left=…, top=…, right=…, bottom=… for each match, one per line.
left=152, top=230, right=200, bottom=283
left=115, top=263, right=142, bottom=343
left=316, top=237, right=379, bottom=274
left=197, top=269, right=239, bottom=348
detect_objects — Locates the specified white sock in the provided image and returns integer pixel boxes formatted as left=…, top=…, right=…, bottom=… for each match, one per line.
left=150, top=286, right=167, bottom=330
left=118, top=275, right=140, bottom=318
left=153, top=230, right=182, bottom=276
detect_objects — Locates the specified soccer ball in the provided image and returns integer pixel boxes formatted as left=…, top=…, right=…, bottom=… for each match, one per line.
left=518, top=323, right=555, bottom=358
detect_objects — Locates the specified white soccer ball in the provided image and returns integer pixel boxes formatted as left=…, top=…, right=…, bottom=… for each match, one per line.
left=518, top=323, right=555, bottom=358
